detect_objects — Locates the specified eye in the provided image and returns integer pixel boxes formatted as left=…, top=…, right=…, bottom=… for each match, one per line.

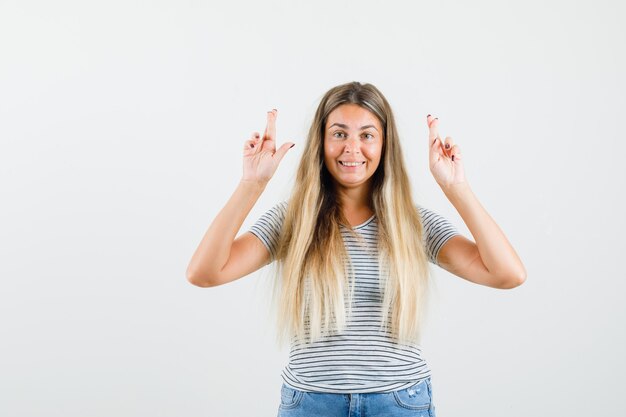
left=363, top=133, right=374, bottom=140
left=333, top=131, right=346, bottom=139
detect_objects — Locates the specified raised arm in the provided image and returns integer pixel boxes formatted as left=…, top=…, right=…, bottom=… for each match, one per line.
left=186, top=109, right=295, bottom=287
left=425, top=114, right=527, bottom=289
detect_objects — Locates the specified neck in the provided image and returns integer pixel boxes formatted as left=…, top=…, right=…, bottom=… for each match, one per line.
left=334, top=182, right=372, bottom=212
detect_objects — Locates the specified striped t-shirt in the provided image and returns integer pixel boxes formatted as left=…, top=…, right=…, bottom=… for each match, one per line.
left=248, top=201, right=460, bottom=394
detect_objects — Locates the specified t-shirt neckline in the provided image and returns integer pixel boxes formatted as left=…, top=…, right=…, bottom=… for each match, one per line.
left=346, top=213, right=376, bottom=230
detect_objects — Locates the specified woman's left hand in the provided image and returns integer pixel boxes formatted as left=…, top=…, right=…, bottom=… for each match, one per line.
left=426, top=114, right=466, bottom=189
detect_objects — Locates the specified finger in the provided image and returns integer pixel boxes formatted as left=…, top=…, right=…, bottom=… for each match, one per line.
left=264, top=109, right=277, bottom=142
left=429, top=138, right=442, bottom=165
left=243, top=139, right=256, bottom=154
left=429, top=120, right=443, bottom=155
left=450, top=144, right=461, bottom=162
left=248, top=131, right=261, bottom=148
left=427, top=115, right=440, bottom=145
left=244, top=133, right=261, bottom=157
left=443, top=136, right=454, bottom=157
left=272, top=141, right=295, bottom=165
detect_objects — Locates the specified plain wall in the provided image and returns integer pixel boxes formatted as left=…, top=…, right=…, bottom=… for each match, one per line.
left=1, top=0, right=624, bottom=416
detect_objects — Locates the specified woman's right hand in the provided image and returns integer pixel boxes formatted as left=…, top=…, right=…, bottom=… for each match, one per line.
left=242, top=109, right=295, bottom=185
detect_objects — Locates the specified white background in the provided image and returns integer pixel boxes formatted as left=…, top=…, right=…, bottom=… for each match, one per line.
left=1, top=0, right=625, bottom=416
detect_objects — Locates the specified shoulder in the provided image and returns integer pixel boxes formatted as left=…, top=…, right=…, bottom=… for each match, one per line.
left=414, top=203, right=461, bottom=265
left=415, top=203, right=448, bottom=225
left=260, top=200, right=288, bottom=218
left=415, top=203, right=458, bottom=232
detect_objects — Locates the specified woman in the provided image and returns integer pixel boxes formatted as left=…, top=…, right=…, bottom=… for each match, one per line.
left=186, top=81, right=526, bottom=416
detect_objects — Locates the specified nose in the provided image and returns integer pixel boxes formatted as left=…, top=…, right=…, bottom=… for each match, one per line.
left=344, top=138, right=361, bottom=154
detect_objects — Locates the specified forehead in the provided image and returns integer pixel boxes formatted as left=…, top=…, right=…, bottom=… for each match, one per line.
left=325, top=104, right=382, bottom=129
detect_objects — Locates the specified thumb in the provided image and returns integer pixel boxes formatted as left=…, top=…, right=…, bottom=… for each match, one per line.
left=273, top=142, right=295, bottom=165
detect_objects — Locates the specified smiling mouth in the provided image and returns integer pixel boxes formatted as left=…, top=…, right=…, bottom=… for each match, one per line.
left=339, top=161, right=366, bottom=166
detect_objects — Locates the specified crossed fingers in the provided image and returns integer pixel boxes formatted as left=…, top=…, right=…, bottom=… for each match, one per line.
left=244, top=109, right=277, bottom=152
left=427, top=114, right=455, bottom=160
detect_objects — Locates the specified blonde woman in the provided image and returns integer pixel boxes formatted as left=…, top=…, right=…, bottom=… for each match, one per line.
left=186, top=81, right=526, bottom=417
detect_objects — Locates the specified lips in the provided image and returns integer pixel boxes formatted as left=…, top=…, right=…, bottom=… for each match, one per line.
left=339, top=161, right=366, bottom=166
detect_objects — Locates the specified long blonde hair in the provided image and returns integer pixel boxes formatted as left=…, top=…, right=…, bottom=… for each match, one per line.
left=272, top=81, right=431, bottom=347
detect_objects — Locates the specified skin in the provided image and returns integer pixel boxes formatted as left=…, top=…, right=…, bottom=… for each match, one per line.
left=426, top=114, right=527, bottom=288
left=242, top=109, right=294, bottom=183
left=323, top=104, right=384, bottom=225
left=187, top=107, right=526, bottom=290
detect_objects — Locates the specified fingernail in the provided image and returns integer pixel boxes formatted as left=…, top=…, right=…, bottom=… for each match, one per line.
left=435, top=117, right=438, bottom=120
left=255, top=133, right=260, bottom=138
left=452, top=155, right=455, bottom=161
left=290, top=143, right=295, bottom=148
left=427, top=114, right=431, bottom=118
left=445, top=143, right=450, bottom=149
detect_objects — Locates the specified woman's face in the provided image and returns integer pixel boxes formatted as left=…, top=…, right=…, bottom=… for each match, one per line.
left=323, top=103, right=384, bottom=192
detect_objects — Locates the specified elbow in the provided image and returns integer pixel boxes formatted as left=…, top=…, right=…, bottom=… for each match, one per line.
left=186, top=268, right=217, bottom=288
left=497, top=270, right=527, bottom=289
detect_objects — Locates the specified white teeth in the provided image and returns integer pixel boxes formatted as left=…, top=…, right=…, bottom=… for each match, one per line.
left=340, top=161, right=365, bottom=167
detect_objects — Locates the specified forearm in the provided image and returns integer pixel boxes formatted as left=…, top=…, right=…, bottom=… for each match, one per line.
left=442, top=182, right=527, bottom=282
left=186, top=179, right=267, bottom=282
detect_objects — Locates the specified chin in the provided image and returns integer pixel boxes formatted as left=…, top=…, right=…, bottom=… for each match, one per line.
left=334, top=177, right=372, bottom=189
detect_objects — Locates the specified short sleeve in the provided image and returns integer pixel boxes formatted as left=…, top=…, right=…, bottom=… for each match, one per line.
left=417, top=205, right=461, bottom=266
left=248, top=201, right=288, bottom=263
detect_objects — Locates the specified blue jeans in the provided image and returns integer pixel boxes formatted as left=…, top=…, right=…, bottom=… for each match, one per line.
left=277, top=377, right=437, bottom=417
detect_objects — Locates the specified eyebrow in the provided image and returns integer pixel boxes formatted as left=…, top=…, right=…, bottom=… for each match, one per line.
left=328, top=123, right=379, bottom=132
